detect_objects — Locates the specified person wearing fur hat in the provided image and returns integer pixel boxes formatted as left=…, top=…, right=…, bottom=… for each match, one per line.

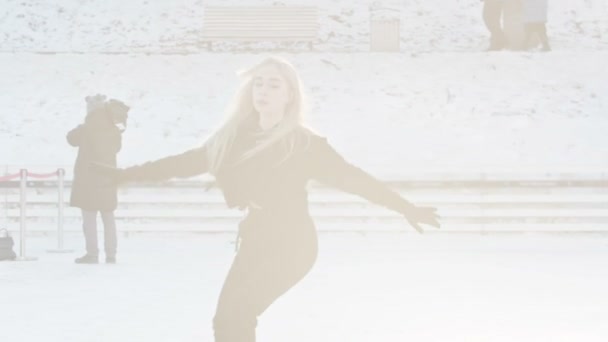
left=67, top=94, right=129, bottom=264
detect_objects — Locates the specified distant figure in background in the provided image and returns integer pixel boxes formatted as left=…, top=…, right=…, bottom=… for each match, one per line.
left=522, top=0, right=551, bottom=51
left=92, top=56, right=440, bottom=341
left=482, top=0, right=507, bottom=50
left=67, top=94, right=130, bottom=264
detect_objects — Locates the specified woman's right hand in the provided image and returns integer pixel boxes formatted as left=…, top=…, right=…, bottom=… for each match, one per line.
left=89, top=162, right=126, bottom=184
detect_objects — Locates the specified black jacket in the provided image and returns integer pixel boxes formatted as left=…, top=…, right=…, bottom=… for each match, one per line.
left=67, top=111, right=122, bottom=211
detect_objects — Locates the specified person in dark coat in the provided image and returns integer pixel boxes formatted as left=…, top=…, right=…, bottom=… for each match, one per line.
left=67, top=94, right=129, bottom=264
left=93, top=57, right=440, bottom=341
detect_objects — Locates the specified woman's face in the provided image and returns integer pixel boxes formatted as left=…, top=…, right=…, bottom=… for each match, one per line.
left=251, top=64, right=292, bottom=118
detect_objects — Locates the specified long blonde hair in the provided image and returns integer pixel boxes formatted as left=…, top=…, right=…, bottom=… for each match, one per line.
left=205, top=56, right=310, bottom=175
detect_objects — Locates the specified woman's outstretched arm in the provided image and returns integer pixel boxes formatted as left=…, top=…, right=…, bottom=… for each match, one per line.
left=308, top=136, right=439, bottom=232
left=92, top=145, right=209, bottom=183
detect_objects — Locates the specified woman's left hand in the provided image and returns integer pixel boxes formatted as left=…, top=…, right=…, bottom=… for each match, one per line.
left=404, top=206, right=440, bottom=234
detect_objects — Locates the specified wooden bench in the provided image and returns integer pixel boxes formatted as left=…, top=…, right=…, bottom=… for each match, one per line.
left=201, top=6, right=319, bottom=50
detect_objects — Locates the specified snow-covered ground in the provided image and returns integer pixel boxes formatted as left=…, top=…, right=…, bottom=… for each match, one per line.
left=1, top=0, right=606, bottom=53
left=2, top=233, right=608, bottom=342
left=1, top=0, right=607, bottom=176
left=2, top=51, right=607, bottom=177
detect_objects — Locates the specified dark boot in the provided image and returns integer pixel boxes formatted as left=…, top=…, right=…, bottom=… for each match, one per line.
left=540, top=35, right=551, bottom=51
left=538, top=24, right=551, bottom=52
left=75, top=254, right=99, bottom=264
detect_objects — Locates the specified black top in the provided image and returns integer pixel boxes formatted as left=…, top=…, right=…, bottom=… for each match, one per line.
left=121, top=124, right=413, bottom=217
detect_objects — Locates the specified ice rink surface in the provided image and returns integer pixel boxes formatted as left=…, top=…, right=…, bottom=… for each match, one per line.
left=2, top=232, right=608, bottom=342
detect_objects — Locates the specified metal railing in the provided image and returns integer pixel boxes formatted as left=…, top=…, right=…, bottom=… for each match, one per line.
left=2, top=172, right=607, bottom=236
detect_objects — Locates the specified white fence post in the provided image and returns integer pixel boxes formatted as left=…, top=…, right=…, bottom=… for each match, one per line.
left=48, top=168, right=72, bottom=253
left=16, top=169, right=36, bottom=261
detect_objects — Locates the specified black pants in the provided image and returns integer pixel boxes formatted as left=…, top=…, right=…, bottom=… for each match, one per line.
left=483, top=0, right=506, bottom=50
left=81, top=209, right=117, bottom=257
left=213, top=210, right=318, bottom=342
